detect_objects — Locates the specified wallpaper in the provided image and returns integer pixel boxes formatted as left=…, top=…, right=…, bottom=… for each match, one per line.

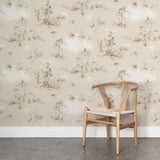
left=0, top=0, right=160, bottom=126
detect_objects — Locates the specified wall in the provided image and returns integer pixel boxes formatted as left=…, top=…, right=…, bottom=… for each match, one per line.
left=0, top=0, right=160, bottom=127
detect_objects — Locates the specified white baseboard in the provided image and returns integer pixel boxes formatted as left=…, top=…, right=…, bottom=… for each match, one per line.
left=0, top=127, right=159, bottom=138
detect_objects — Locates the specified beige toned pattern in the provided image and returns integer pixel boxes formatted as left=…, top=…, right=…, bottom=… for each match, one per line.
left=0, top=0, right=160, bottom=126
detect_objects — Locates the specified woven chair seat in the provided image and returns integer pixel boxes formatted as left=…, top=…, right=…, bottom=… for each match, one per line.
left=87, top=107, right=135, bottom=117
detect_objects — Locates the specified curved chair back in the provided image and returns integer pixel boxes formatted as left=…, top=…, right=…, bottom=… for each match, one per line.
left=92, top=81, right=138, bottom=111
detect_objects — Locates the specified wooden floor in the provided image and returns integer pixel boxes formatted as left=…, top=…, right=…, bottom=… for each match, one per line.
left=0, top=138, right=159, bottom=160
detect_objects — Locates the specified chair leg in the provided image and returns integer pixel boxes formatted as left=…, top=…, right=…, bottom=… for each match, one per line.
left=134, top=112, right=137, bottom=147
left=116, top=111, right=120, bottom=154
left=83, top=107, right=88, bottom=147
left=106, top=117, right=110, bottom=140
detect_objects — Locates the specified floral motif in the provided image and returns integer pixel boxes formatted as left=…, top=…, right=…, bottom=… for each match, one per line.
left=35, top=0, right=65, bottom=27
left=7, top=81, right=42, bottom=109
left=97, top=32, right=128, bottom=58
left=7, top=18, right=41, bottom=46
left=65, top=0, right=106, bottom=15
left=133, top=18, right=160, bottom=46
left=35, top=63, right=65, bottom=90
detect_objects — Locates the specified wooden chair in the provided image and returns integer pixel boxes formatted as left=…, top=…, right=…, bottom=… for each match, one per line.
left=82, top=81, right=138, bottom=154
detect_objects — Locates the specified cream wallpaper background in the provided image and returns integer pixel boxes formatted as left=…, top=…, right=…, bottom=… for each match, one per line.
left=0, top=0, right=160, bottom=126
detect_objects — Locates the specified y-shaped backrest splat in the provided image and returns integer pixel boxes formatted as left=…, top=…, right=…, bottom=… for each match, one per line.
left=98, top=87, right=109, bottom=109
left=120, top=84, right=132, bottom=111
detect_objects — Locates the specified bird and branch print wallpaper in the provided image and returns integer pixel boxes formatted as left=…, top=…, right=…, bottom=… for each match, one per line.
left=0, top=0, right=160, bottom=126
